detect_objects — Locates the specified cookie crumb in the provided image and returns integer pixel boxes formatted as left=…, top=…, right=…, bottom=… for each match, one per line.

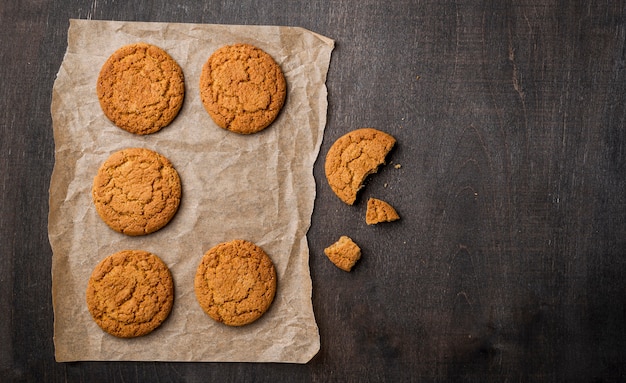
left=366, top=198, right=400, bottom=225
left=394, top=164, right=402, bottom=169
left=324, top=236, right=361, bottom=272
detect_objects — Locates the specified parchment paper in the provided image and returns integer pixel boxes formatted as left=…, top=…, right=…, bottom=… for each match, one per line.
left=49, top=19, right=334, bottom=363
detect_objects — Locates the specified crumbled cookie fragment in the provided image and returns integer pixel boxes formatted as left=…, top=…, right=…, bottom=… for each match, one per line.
left=366, top=198, right=400, bottom=225
left=325, top=128, right=396, bottom=205
left=323, top=236, right=362, bottom=272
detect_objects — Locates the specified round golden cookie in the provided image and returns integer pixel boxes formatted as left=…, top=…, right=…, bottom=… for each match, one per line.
left=325, top=128, right=396, bottom=205
left=86, top=250, right=174, bottom=338
left=92, top=147, right=182, bottom=236
left=194, top=240, right=277, bottom=326
left=199, top=43, right=287, bottom=134
left=97, top=42, right=185, bottom=135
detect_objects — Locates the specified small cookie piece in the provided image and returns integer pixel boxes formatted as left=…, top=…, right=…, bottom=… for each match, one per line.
left=324, top=236, right=362, bottom=272
left=199, top=43, right=287, bottom=134
left=97, top=43, right=185, bottom=135
left=366, top=197, right=400, bottom=225
left=92, top=147, right=182, bottom=236
left=86, top=250, right=174, bottom=338
left=325, top=128, right=396, bottom=205
left=194, top=240, right=277, bottom=326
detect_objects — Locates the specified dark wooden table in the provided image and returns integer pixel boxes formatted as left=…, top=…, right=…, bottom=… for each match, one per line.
left=2, top=1, right=625, bottom=381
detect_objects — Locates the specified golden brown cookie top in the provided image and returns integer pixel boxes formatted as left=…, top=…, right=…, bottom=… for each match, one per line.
left=366, top=197, right=400, bottom=225
left=86, top=250, right=174, bottom=338
left=92, top=147, right=182, bottom=236
left=323, top=236, right=362, bottom=272
left=194, top=239, right=277, bottom=326
left=97, top=42, right=185, bottom=135
left=325, top=128, right=396, bottom=205
left=199, top=43, right=287, bottom=134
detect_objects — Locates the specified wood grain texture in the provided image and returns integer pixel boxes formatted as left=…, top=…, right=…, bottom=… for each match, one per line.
left=1, top=0, right=625, bottom=381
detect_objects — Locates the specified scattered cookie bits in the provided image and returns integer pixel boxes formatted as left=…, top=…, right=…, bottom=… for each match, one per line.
left=324, top=236, right=362, bottom=272
left=86, top=250, right=174, bottom=338
left=92, top=147, right=182, bottom=236
left=194, top=240, right=277, bottom=326
left=97, top=43, right=185, bottom=135
left=366, top=197, right=400, bottom=225
left=199, top=43, right=287, bottom=134
left=325, top=128, right=396, bottom=205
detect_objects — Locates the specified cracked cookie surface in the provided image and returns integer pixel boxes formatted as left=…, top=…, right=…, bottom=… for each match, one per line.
left=194, top=239, right=277, bottom=326
left=86, top=250, right=174, bottom=338
left=366, top=197, right=400, bottom=225
left=97, top=43, right=185, bottom=135
left=199, top=43, right=286, bottom=134
left=325, top=128, right=396, bottom=205
left=92, top=147, right=182, bottom=236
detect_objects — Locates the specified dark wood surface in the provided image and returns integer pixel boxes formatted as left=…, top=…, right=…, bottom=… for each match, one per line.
left=1, top=1, right=625, bottom=381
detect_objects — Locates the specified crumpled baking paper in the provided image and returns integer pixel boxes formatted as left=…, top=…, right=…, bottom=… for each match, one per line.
left=49, top=19, right=334, bottom=363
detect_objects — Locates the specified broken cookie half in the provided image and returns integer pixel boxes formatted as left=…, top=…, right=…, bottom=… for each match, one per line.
left=325, top=128, right=396, bottom=205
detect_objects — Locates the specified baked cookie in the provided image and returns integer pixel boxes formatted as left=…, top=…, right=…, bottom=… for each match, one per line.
left=366, top=197, right=400, bottom=225
left=92, top=147, right=182, bottom=236
left=324, top=236, right=362, bottom=272
left=194, top=240, right=277, bottom=326
left=199, top=43, right=286, bottom=134
left=86, top=250, right=174, bottom=338
left=97, top=43, right=185, bottom=135
left=325, top=128, right=396, bottom=205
